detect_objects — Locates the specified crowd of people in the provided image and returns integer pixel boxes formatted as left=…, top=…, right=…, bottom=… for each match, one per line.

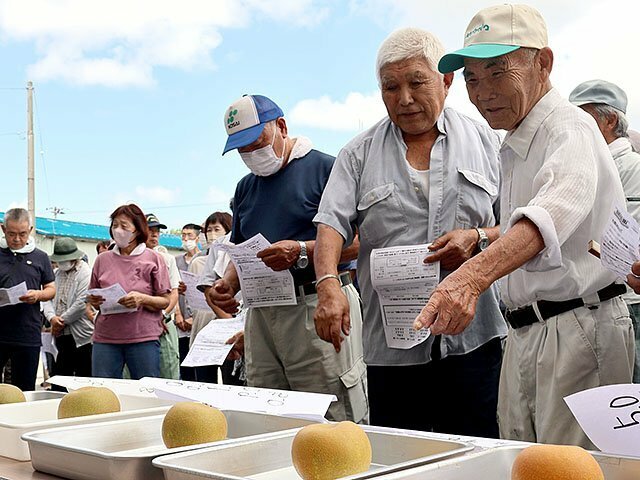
left=2, top=3, right=640, bottom=450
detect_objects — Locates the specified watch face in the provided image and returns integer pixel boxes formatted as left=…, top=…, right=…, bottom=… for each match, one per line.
left=479, top=238, right=490, bottom=251
left=297, top=256, right=309, bottom=269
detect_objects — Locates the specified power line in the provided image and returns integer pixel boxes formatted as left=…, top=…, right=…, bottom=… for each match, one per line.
left=68, top=200, right=230, bottom=215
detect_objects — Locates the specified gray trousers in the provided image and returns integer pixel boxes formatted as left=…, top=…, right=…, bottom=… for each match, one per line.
left=498, top=296, right=634, bottom=448
left=244, top=284, right=368, bottom=423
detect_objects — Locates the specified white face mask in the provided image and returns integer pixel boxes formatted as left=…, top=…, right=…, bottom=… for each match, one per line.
left=182, top=239, right=198, bottom=252
left=58, top=260, right=75, bottom=272
left=239, top=127, right=285, bottom=177
left=112, top=228, right=135, bottom=249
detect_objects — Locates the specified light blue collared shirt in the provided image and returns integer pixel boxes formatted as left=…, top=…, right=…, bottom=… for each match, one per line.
left=315, top=107, right=507, bottom=366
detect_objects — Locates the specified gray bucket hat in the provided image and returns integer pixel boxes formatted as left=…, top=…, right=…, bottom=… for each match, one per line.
left=49, top=237, right=85, bottom=262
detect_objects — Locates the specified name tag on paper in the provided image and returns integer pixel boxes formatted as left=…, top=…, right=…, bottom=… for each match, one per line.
left=47, top=375, right=157, bottom=397
left=141, top=377, right=335, bottom=421
left=565, top=384, right=640, bottom=457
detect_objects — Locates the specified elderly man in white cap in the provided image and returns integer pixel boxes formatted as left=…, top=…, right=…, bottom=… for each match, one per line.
left=570, top=80, right=640, bottom=383
left=414, top=4, right=634, bottom=447
left=44, top=237, right=93, bottom=384
left=208, top=94, right=367, bottom=422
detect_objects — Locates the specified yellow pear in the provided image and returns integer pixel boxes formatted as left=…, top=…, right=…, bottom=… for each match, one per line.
left=0, top=383, right=26, bottom=404
left=162, top=402, right=227, bottom=448
left=291, top=421, right=372, bottom=480
left=511, top=444, right=604, bottom=480
left=57, top=386, right=120, bottom=419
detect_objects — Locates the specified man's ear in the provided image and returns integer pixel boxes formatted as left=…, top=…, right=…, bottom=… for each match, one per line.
left=538, top=47, right=554, bottom=80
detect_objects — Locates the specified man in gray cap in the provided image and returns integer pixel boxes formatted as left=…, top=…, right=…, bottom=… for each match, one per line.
left=570, top=80, right=640, bottom=383
left=44, top=237, right=93, bottom=383
left=417, top=4, right=634, bottom=447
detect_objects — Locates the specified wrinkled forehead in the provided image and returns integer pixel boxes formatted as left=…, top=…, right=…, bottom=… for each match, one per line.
left=3, top=219, right=31, bottom=231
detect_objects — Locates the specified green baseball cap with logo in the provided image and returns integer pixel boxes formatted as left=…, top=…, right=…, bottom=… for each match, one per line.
left=438, top=4, right=548, bottom=74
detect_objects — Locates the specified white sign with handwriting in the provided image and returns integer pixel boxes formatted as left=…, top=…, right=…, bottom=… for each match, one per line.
left=141, top=377, right=335, bottom=420
left=565, top=384, right=640, bottom=457
left=47, top=375, right=157, bottom=397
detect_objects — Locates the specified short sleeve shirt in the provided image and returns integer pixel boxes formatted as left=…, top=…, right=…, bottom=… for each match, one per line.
left=0, top=247, right=55, bottom=347
left=231, top=149, right=334, bottom=284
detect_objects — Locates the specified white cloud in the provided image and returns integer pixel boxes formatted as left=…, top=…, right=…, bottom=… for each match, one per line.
left=205, top=186, right=232, bottom=206
left=134, top=186, right=181, bottom=205
left=290, top=92, right=387, bottom=131
left=0, top=0, right=327, bottom=87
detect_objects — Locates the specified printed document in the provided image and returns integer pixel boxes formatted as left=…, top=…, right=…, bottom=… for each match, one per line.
left=86, top=283, right=136, bottom=315
left=370, top=244, right=439, bottom=349
left=0, top=281, right=27, bottom=308
left=182, top=314, right=246, bottom=367
left=215, top=234, right=296, bottom=307
left=600, top=204, right=640, bottom=278
left=180, top=270, right=210, bottom=311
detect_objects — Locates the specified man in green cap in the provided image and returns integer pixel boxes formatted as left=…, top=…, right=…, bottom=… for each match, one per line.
left=44, top=237, right=93, bottom=383
left=414, top=4, right=634, bottom=447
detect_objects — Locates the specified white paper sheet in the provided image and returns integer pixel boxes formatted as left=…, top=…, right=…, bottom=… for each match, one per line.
left=565, top=384, right=640, bottom=457
left=180, top=270, right=210, bottom=312
left=181, top=314, right=246, bottom=367
left=41, top=332, right=58, bottom=361
left=0, top=281, right=27, bottom=308
left=141, top=377, right=335, bottom=420
left=47, top=375, right=157, bottom=397
left=215, top=234, right=296, bottom=307
left=600, top=204, right=640, bottom=278
left=370, top=244, right=439, bottom=349
left=86, top=283, right=137, bottom=315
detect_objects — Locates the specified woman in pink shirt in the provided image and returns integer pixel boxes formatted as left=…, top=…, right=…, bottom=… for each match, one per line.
left=88, top=204, right=171, bottom=379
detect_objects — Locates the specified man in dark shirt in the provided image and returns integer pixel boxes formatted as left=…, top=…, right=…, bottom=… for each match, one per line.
left=208, top=94, right=367, bottom=422
left=0, top=208, right=55, bottom=391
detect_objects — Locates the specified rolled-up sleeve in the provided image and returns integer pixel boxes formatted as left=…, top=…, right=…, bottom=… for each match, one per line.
left=313, top=148, right=360, bottom=246
left=508, top=125, right=598, bottom=272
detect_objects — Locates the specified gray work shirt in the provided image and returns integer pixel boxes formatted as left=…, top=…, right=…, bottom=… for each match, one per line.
left=314, top=108, right=507, bottom=366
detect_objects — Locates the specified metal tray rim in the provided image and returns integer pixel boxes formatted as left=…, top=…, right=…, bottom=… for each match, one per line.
left=152, top=425, right=475, bottom=480
left=22, top=410, right=320, bottom=461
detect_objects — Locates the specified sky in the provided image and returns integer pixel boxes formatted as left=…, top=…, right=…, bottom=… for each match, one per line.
left=1, top=0, right=639, bottom=230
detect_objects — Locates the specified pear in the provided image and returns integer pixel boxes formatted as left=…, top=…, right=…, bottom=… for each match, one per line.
left=291, top=421, right=372, bottom=480
left=162, top=402, right=227, bottom=448
left=0, top=383, right=26, bottom=404
left=57, top=386, right=120, bottom=419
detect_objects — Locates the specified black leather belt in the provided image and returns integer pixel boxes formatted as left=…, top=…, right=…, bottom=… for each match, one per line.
left=296, top=272, right=352, bottom=297
left=505, top=283, right=626, bottom=329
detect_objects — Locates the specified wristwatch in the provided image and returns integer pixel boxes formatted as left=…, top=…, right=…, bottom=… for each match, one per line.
left=296, top=241, right=309, bottom=269
left=475, top=228, right=489, bottom=252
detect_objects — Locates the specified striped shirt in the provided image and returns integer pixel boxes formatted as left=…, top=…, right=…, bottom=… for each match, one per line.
left=500, top=88, right=626, bottom=309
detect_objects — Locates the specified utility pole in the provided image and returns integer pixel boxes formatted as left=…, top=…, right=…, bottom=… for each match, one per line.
left=27, top=81, right=35, bottom=228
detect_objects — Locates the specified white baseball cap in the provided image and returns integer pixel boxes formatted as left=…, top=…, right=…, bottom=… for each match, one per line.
left=438, top=4, right=548, bottom=73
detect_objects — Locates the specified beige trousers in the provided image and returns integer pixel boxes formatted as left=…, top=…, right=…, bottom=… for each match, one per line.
left=498, top=296, right=634, bottom=448
left=244, top=284, right=368, bottom=423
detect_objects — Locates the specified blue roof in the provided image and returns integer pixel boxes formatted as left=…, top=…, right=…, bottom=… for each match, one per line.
left=0, top=212, right=182, bottom=249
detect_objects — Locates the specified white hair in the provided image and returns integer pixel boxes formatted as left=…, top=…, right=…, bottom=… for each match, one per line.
left=591, top=104, right=629, bottom=139
left=4, top=208, right=31, bottom=227
left=376, top=27, right=445, bottom=84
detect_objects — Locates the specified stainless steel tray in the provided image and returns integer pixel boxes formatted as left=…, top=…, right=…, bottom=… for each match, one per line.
left=374, top=445, right=640, bottom=479
left=23, top=411, right=318, bottom=480
left=23, top=391, right=66, bottom=401
left=152, top=425, right=473, bottom=480
left=0, top=394, right=175, bottom=461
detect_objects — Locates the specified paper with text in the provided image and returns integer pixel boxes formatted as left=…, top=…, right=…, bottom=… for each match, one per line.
left=370, top=244, right=439, bottom=349
left=0, top=281, right=27, bottom=308
left=47, top=375, right=157, bottom=397
left=41, top=332, right=58, bottom=361
left=141, top=377, right=335, bottom=420
left=215, top=234, right=296, bottom=307
left=565, top=384, right=640, bottom=457
left=182, top=314, right=245, bottom=367
left=600, top=204, right=640, bottom=279
left=180, top=270, right=210, bottom=311
left=86, top=283, right=136, bottom=315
